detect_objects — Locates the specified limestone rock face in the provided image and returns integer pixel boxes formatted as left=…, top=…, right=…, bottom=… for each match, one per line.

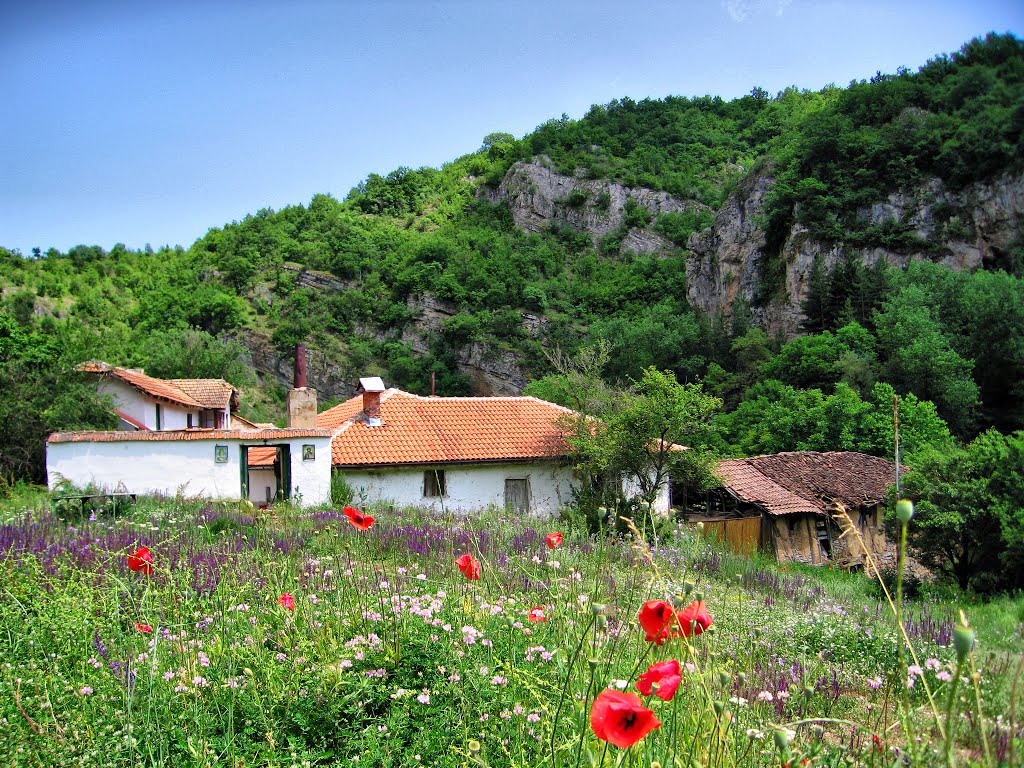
left=484, top=159, right=703, bottom=254
left=236, top=328, right=353, bottom=404
left=401, top=294, right=530, bottom=395
left=686, top=170, right=1024, bottom=337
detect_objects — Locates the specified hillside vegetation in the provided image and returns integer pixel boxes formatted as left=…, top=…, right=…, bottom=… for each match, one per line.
left=2, top=34, right=1023, bottom=484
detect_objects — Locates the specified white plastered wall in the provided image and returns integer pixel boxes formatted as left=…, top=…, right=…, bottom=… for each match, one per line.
left=98, top=379, right=197, bottom=430
left=338, top=461, right=574, bottom=516
left=622, top=472, right=672, bottom=515
left=47, top=436, right=332, bottom=506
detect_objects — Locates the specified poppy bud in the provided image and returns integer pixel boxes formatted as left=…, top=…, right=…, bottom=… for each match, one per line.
left=588, top=658, right=599, bottom=671
left=718, top=672, right=731, bottom=687
left=591, top=604, right=606, bottom=616
left=713, top=701, right=724, bottom=716
left=737, top=672, right=746, bottom=684
left=694, top=591, right=704, bottom=602
left=468, top=740, right=481, bottom=754
left=683, top=580, right=695, bottom=595
left=774, top=729, right=791, bottom=751
left=803, top=686, right=814, bottom=699
left=895, top=499, right=915, bottom=524
left=953, top=623, right=976, bottom=662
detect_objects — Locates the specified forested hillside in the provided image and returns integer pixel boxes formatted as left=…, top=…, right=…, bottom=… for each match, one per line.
left=2, top=33, right=1023, bottom=485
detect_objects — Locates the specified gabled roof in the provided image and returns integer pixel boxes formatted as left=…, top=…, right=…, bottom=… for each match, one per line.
left=80, top=362, right=237, bottom=410
left=716, top=451, right=899, bottom=516
left=168, top=378, right=237, bottom=409
left=318, top=389, right=575, bottom=467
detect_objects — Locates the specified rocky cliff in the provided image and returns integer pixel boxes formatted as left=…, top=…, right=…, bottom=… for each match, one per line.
left=484, top=158, right=708, bottom=255
left=488, top=160, right=1024, bottom=337
left=688, top=170, right=1024, bottom=335
left=238, top=163, right=1023, bottom=400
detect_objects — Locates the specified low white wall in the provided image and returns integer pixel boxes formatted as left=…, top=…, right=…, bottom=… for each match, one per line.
left=339, top=461, right=574, bottom=516
left=47, top=436, right=332, bottom=506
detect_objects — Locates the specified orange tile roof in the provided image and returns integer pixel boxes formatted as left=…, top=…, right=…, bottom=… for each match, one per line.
left=248, top=446, right=278, bottom=466
left=80, top=362, right=237, bottom=410
left=168, top=379, right=237, bottom=409
left=49, top=428, right=333, bottom=443
left=80, top=362, right=203, bottom=408
left=318, top=389, right=576, bottom=467
left=716, top=452, right=899, bottom=516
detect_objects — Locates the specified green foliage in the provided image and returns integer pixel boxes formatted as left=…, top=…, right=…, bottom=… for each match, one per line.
left=0, top=311, right=117, bottom=482
left=764, top=33, right=1024, bottom=256
left=126, top=327, right=254, bottom=386
left=653, top=208, right=714, bottom=247
left=897, top=429, right=1024, bottom=592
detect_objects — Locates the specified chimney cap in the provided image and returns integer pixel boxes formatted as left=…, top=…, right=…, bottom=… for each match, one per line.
left=357, top=376, right=386, bottom=393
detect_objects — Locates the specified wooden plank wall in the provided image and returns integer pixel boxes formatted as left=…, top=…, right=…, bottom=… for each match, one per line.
left=696, top=517, right=763, bottom=556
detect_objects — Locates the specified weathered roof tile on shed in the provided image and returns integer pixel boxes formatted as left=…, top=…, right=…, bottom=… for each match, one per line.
left=716, top=451, right=899, bottom=516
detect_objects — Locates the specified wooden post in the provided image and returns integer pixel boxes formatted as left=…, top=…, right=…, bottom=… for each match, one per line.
left=893, top=394, right=901, bottom=497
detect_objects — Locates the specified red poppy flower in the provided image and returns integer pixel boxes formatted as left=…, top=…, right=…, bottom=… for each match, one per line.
left=127, top=546, right=154, bottom=575
left=677, top=599, right=713, bottom=637
left=135, top=622, right=153, bottom=634
left=636, top=659, right=682, bottom=701
left=527, top=606, right=548, bottom=622
left=277, top=593, right=295, bottom=611
left=343, top=506, right=375, bottom=530
left=455, top=553, right=480, bottom=581
left=638, top=599, right=681, bottom=645
left=545, top=531, right=563, bottom=549
left=590, top=689, right=661, bottom=748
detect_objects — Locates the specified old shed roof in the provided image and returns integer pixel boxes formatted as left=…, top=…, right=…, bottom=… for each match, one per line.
left=716, top=451, right=899, bottom=516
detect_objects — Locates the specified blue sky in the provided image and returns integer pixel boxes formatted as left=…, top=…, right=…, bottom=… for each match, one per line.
left=2, top=1, right=1021, bottom=256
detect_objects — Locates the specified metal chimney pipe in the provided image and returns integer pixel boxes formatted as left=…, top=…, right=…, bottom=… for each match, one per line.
left=294, top=344, right=307, bottom=389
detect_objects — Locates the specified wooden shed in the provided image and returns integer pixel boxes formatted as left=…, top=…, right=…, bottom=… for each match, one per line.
left=681, top=452, right=898, bottom=566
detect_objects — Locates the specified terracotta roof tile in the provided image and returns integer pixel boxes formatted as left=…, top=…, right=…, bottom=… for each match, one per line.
left=49, top=428, right=333, bottom=443
left=168, top=379, right=237, bottom=409
left=80, top=363, right=203, bottom=408
left=318, top=389, right=575, bottom=467
left=716, top=451, right=899, bottom=516
left=248, top=447, right=278, bottom=466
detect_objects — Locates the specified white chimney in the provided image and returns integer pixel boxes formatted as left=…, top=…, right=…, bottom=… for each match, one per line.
left=357, top=377, right=386, bottom=427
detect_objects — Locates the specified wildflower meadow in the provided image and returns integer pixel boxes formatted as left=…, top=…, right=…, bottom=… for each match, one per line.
left=1, top=491, right=1021, bottom=767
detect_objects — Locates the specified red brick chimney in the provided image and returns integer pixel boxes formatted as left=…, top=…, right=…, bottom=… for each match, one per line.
left=357, top=377, right=386, bottom=427
left=286, top=344, right=317, bottom=428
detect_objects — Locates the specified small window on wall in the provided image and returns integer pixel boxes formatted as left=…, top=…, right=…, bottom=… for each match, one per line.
left=424, top=469, right=446, bottom=498
left=155, top=403, right=162, bottom=431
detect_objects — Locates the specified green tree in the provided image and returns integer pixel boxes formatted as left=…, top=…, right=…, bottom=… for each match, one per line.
left=0, top=312, right=116, bottom=483
left=898, top=429, right=1024, bottom=592
left=587, top=368, right=722, bottom=509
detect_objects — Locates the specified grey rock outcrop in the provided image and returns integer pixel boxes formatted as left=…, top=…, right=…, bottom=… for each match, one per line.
left=484, top=159, right=703, bottom=254
left=687, top=170, right=1024, bottom=336
left=402, top=294, right=530, bottom=395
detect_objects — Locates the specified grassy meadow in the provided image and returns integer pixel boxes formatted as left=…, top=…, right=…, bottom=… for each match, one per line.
left=1, top=488, right=1021, bottom=767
